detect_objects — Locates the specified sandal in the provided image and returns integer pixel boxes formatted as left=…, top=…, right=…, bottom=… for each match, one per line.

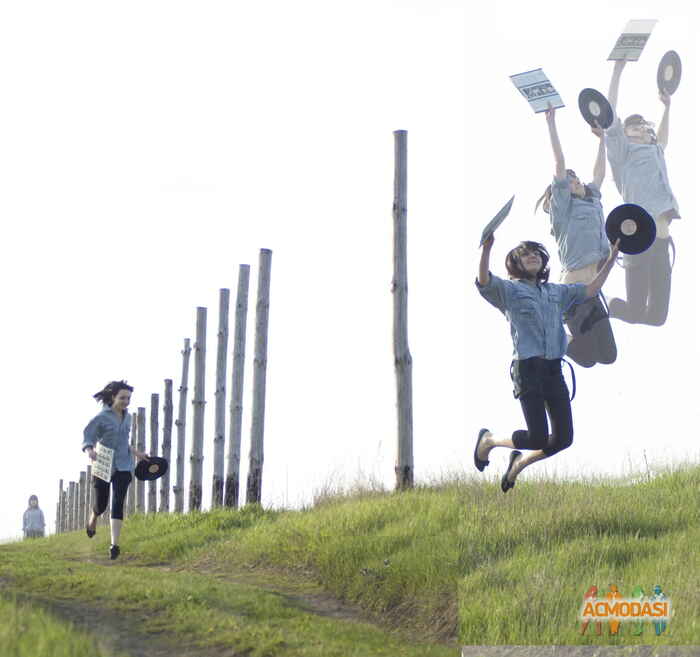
left=501, top=450, right=522, bottom=493
left=474, top=428, right=491, bottom=472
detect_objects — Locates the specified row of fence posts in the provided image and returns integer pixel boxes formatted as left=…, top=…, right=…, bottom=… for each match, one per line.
left=55, top=129, right=415, bottom=534
left=55, top=249, right=273, bottom=533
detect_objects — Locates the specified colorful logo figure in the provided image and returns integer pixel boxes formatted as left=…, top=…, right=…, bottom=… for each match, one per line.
left=579, top=584, right=671, bottom=636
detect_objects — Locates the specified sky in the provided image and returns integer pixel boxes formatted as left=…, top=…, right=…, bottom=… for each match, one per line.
left=1, top=1, right=698, bottom=541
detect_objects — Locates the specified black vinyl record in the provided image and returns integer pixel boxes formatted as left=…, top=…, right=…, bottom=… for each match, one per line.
left=578, top=88, right=613, bottom=129
left=657, top=50, right=682, bottom=95
left=135, top=456, right=169, bottom=481
left=605, top=204, right=656, bottom=255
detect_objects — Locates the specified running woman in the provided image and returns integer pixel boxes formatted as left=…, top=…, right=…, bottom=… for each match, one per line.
left=82, top=380, right=149, bottom=559
left=604, top=59, right=679, bottom=325
left=535, top=103, right=617, bottom=368
left=473, top=231, right=619, bottom=492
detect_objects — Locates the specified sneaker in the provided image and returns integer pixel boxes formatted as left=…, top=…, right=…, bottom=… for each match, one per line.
left=109, top=544, right=120, bottom=560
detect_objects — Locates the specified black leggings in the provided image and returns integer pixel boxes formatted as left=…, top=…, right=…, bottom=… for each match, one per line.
left=93, top=471, right=132, bottom=520
left=608, top=237, right=672, bottom=326
left=511, top=358, right=573, bottom=457
left=565, top=295, right=617, bottom=368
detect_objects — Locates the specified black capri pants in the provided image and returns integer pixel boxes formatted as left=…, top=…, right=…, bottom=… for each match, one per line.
left=510, top=357, right=573, bottom=457
left=93, top=471, right=132, bottom=520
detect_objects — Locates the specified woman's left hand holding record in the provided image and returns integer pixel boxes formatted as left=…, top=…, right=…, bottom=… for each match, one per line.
left=479, top=195, right=515, bottom=247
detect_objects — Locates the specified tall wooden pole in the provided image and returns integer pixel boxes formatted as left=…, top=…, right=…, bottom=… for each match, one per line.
left=160, top=379, right=173, bottom=513
left=68, top=482, right=76, bottom=531
left=61, top=489, right=68, bottom=533
left=127, top=412, right=137, bottom=516
left=174, top=339, right=191, bottom=513
left=212, top=289, right=230, bottom=507
left=246, top=249, right=272, bottom=505
left=56, top=479, right=63, bottom=534
left=148, top=394, right=159, bottom=513
left=225, top=265, right=250, bottom=508
left=136, top=407, right=146, bottom=513
left=189, top=307, right=207, bottom=511
left=78, top=472, right=86, bottom=530
left=392, top=130, right=414, bottom=490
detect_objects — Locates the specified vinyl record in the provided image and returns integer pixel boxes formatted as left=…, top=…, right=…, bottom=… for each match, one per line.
left=577, top=88, right=613, bottom=129
left=657, top=50, right=681, bottom=95
left=135, top=456, right=169, bottom=481
left=605, top=204, right=656, bottom=255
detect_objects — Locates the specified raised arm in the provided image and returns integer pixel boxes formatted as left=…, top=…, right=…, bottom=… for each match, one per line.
left=592, top=122, right=606, bottom=188
left=478, top=234, right=494, bottom=286
left=585, top=239, right=620, bottom=298
left=545, top=104, right=566, bottom=180
left=656, top=90, right=671, bottom=149
left=607, top=59, right=627, bottom=116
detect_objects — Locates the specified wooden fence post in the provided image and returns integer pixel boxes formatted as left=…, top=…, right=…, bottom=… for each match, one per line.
left=137, top=407, right=146, bottom=513
left=160, top=379, right=173, bottom=513
left=61, top=490, right=68, bottom=533
left=68, top=482, right=76, bottom=532
left=174, top=339, right=191, bottom=513
left=127, top=412, right=137, bottom=516
left=85, top=465, right=92, bottom=526
left=392, top=129, right=414, bottom=490
left=189, top=307, right=207, bottom=511
left=246, top=249, right=272, bottom=505
left=212, top=289, right=230, bottom=507
left=225, top=265, right=250, bottom=508
left=149, top=393, right=159, bottom=513
left=78, top=472, right=86, bottom=531
left=56, top=479, right=63, bottom=534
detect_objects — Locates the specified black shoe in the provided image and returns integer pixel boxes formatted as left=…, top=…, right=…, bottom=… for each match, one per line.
left=109, top=544, right=120, bottom=560
left=501, top=450, right=522, bottom=493
left=86, top=526, right=95, bottom=538
left=474, top=428, right=490, bottom=472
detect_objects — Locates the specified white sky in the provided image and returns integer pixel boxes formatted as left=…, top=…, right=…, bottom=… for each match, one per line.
left=1, top=1, right=698, bottom=540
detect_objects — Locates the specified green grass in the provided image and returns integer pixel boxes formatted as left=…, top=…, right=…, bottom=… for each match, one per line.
left=0, top=595, right=109, bottom=657
left=1, top=466, right=698, bottom=654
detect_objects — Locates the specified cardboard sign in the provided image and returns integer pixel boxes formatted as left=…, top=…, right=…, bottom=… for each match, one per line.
left=608, top=19, right=658, bottom=61
left=479, top=195, right=515, bottom=247
left=510, top=69, right=564, bottom=114
left=92, top=443, right=114, bottom=483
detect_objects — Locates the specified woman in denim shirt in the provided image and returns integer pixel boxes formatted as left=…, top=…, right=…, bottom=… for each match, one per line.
left=535, top=104, right=617, bottom=368
left=82, top=380, right=149, bottom=559
left=473, top=230, right=618, bottom=492
left=604, top=59, right=679, bottom=326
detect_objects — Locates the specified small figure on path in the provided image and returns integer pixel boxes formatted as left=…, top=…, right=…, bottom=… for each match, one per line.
left=22, top=494, right=45, bottom=539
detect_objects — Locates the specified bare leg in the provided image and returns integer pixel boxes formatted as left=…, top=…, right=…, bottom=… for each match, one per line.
left=477, top=432, right=515, bottom=461
left=110, top=518, right=123, bottom=546
left=87, top=511, right=98, bottom=532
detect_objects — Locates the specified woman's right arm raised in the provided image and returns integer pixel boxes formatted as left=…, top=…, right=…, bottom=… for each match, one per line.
left=545, top=104, right=566, bottom=180
left=478, top=234, right=494, bottom=286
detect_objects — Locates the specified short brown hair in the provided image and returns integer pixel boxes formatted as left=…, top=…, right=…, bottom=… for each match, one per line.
left=505, top=241, right=550, bottom=283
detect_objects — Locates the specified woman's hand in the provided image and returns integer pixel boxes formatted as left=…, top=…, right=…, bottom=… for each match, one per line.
left=659, top=90, right=671, bottom=107
left=545, top=101, right=556, bottom=124
left=86, top=447, right=97, bottom=462
left=608, top=238, right=621, bottom=262
left=591, top=120, right=604, bottom=139
left=483, top=233, right=494, bottom=250
left=132, top=449, right=150, bottom=462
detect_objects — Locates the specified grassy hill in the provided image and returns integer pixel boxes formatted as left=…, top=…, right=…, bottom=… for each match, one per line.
left=1, top=466, right=698, bottom=656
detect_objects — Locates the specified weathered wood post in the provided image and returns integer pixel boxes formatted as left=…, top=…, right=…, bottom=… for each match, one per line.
left=85, top=465, right=92, bottom=526
left=160, top=379, right=173, bottom=513
left=75, top=480, right=82, bottom=530
left=212, top=289, right=230, bottom=507
left=174, top=339, right=191, bottom=513
left=189, top=307, right=207, bottom=511
left=225, top=265, right=250, bottom=508
left=61, top=490, right=68, bottom=533
left=56, top=479, right=64, bottom=534
left=392, top=129, right=414, bottom=490
left=68, top=482, right=76, bottom=531
left=127, top=412, right=137, bottom=516
left=137, top=407, right=146, bottom=513
left=78, top=471, right=86, bottom=531
left=148, top=393, right=159, bottom=513
left=246, top=249, right=272, bottom=505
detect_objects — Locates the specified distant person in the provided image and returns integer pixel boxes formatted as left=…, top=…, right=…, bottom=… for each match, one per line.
left=536, top=103, right=617, bottom=367
left=472, top=231, right=619, bottom=492
left=22, top=495, right=45, bottom=539
left=82, top=380, right=150, bottom=560
left=604, top=59, right=679, bottom=325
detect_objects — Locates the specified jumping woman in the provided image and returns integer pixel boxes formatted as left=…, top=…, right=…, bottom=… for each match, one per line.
left=82, top=380, right=149, bottom=559
left=473, top=231, right=619, bottom=492
left=604, top=59, right=679, bottom=326
left=535, top=103, right=617, bottom=367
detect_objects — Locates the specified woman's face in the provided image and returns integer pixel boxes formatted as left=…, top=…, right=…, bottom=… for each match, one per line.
left=30, top=498, right=37, bottom=507
left=567, top=171, right=585, bottom=198
left=112, top=389, right=131, bottom=412
left=518, top=248, right=542, bottom=277
left=624, top=120, right=654, bottom=144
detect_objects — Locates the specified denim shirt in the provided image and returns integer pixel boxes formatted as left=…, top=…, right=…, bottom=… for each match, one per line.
left=605, top=118, right=679, bottom=220
left=82, top=405, right=134, bottom=474
left=550, top=177, right=610, bottom=271
left=476, top=273, right=587, bottom=360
